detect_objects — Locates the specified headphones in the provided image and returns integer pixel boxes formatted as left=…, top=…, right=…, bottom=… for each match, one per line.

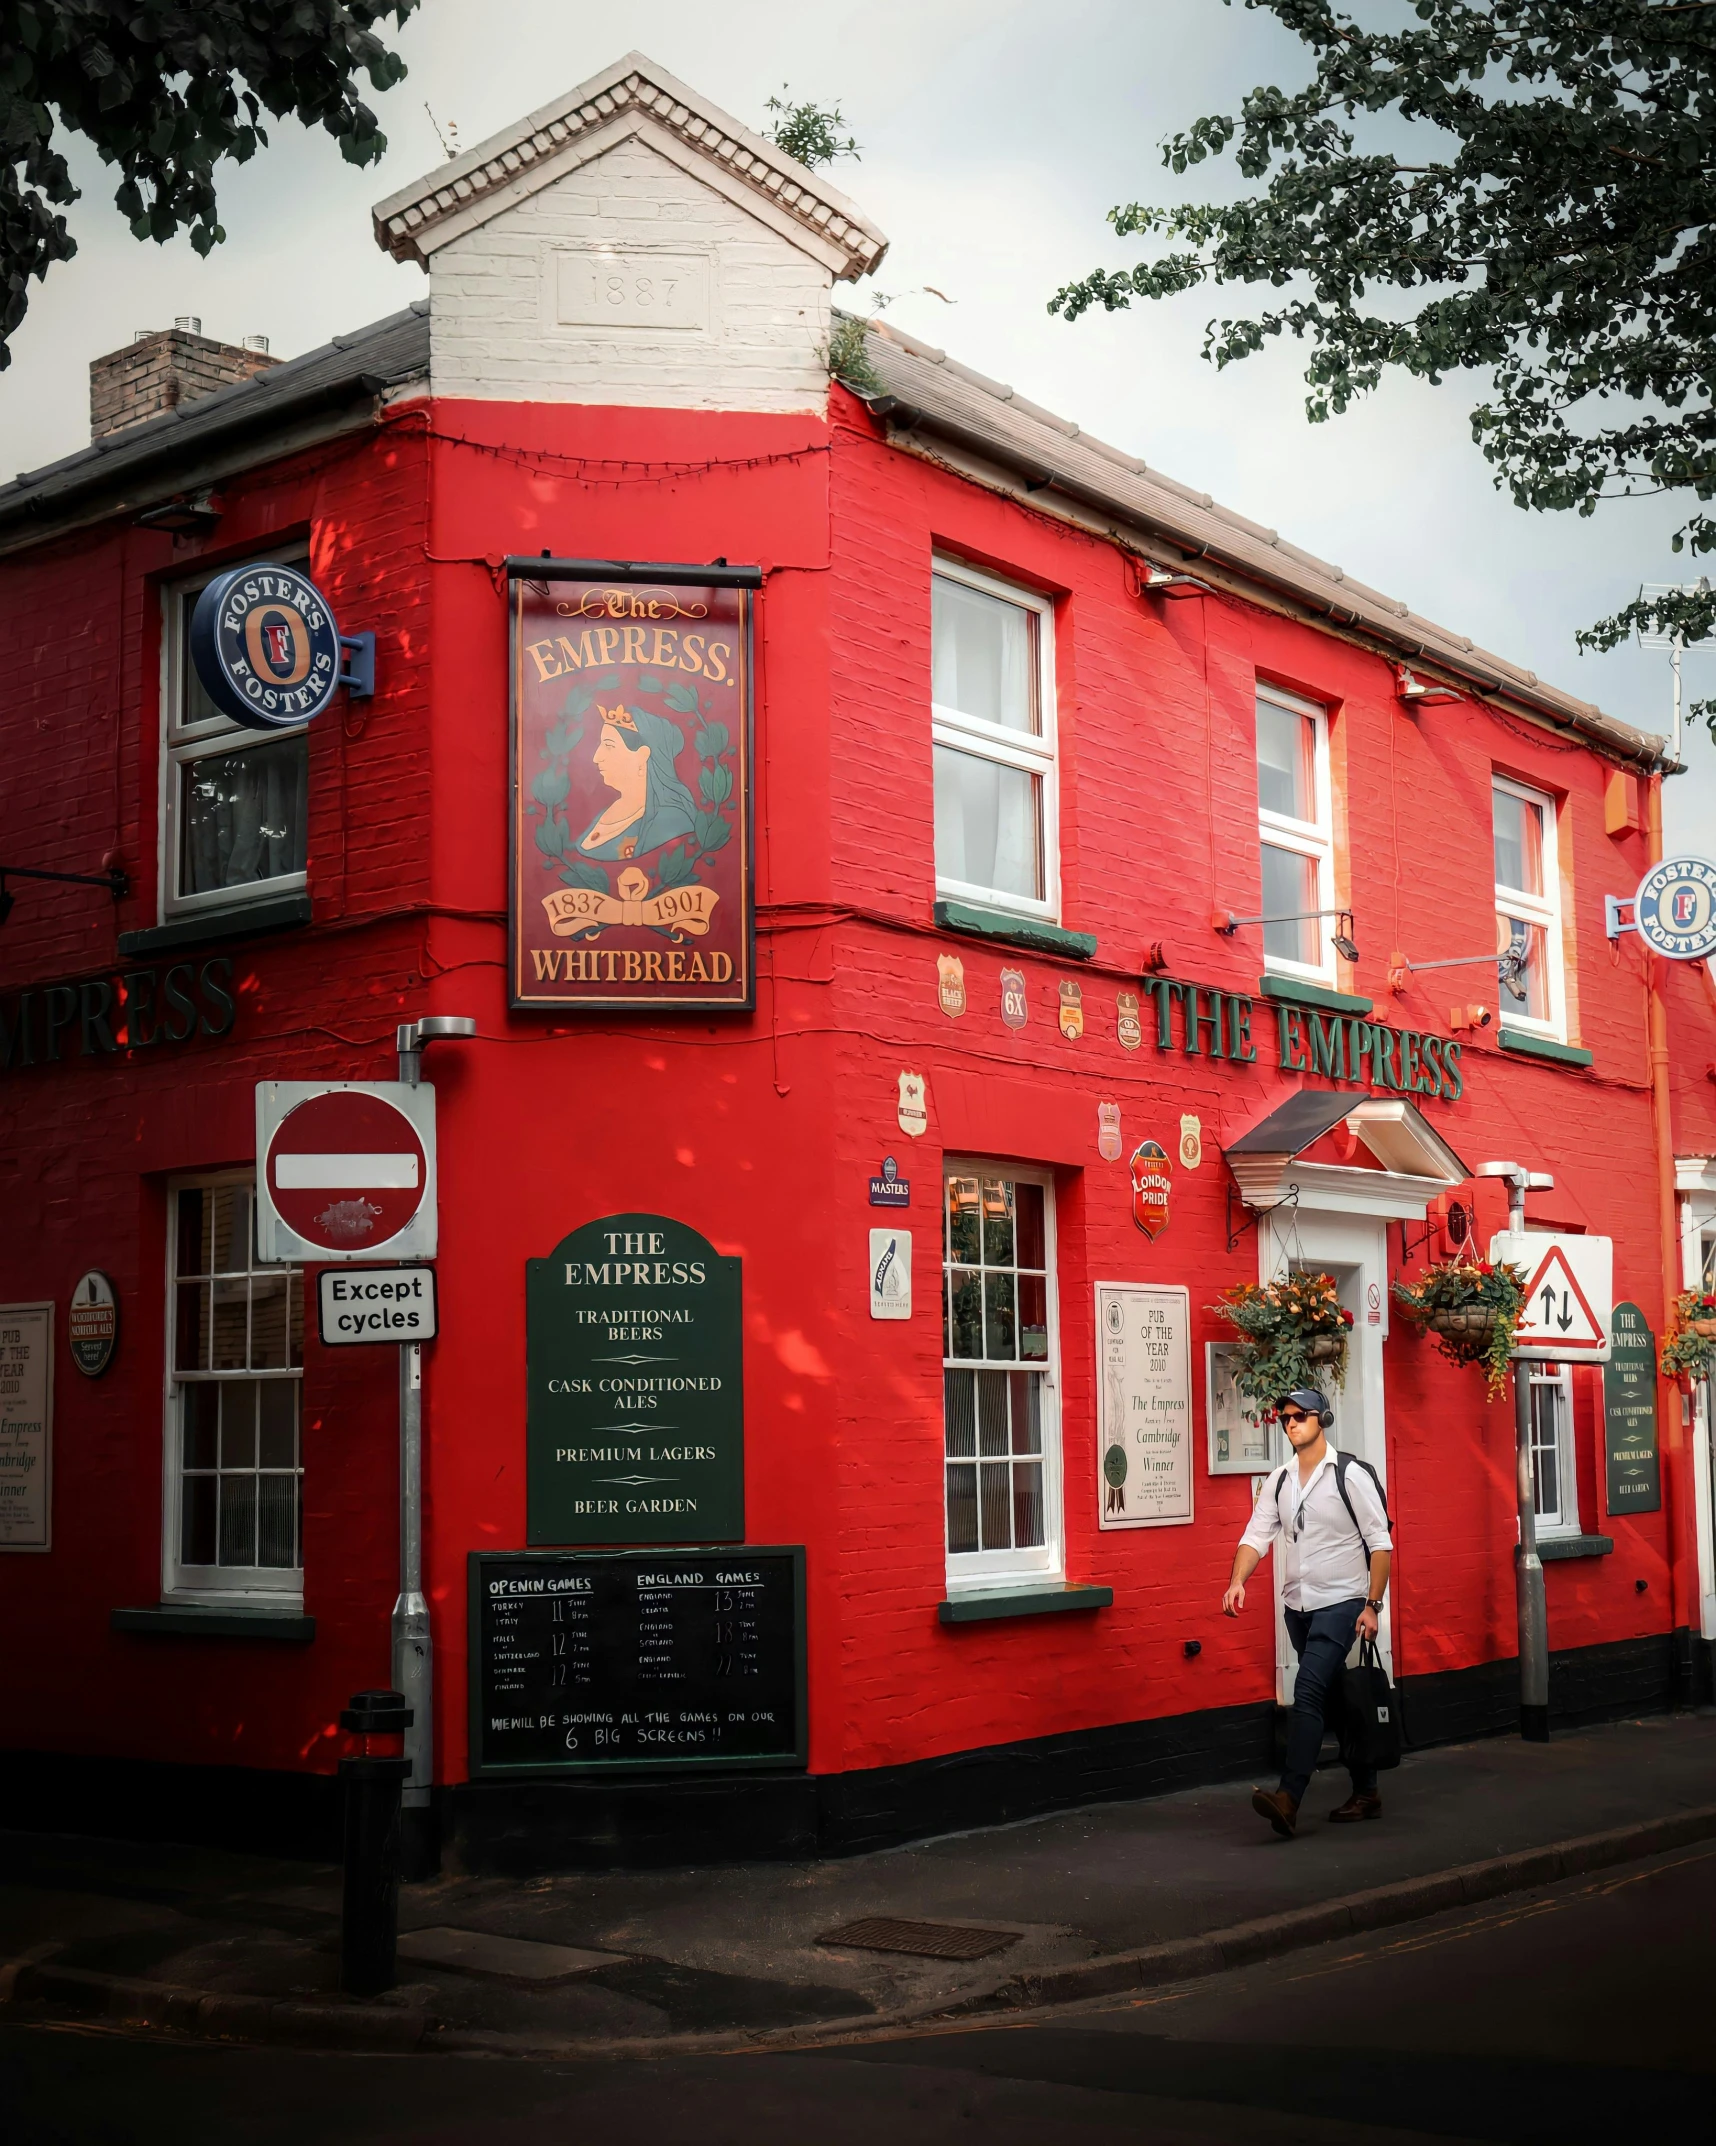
left=1280, top=1389, right=1335, bottom=1430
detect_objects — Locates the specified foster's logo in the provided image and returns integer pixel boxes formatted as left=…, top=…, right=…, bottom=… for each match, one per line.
left=190, top=562, right=344, bottom=731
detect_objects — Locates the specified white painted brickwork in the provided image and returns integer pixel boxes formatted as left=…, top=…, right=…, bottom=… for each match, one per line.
left=428, top=133, right=835, bottom=412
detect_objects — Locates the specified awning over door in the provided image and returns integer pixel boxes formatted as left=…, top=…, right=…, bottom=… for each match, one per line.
left=1225, top=1094, right=1470, bottom=1221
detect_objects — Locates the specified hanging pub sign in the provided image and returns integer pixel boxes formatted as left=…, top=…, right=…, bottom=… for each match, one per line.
left=510, top=561, right=758, bottom=1012
left=67, top=1271, right=117, bottom=1377
left=1603, top=1301, right=1662, bottom=1514
left=1632, top=855, right=1716, bottom=962
left=1129, top=1139, right=1172, bottom=1238
left=527, top=1213, right=743, bottom=1546
left=190, top=564, right=344, bottom=731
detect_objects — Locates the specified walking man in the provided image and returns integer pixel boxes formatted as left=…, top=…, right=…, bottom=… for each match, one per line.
left=1222, top=1388, right=1392, bottom=1836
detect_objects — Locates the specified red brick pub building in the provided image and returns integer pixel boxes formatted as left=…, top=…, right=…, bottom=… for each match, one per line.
left=3, top=54, right=1714, bottom=1871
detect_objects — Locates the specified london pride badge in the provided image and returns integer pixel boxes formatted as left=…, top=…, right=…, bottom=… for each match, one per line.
left=510, top=567, right=756, bottom=1010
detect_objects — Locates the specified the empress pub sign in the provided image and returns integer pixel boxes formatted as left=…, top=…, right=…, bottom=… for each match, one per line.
left=510, top=562, right=757, bottom=1010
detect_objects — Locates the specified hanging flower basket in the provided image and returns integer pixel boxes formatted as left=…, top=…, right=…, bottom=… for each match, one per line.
left=1663, top=1292, right=1716, bottom=1382
left=1209, top=1273, right=1353, bottom=1420
left=1394, top=1257, right=1526, bottom=1399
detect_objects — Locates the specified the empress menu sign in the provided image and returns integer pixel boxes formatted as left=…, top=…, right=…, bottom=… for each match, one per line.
left=468, top=1547, right=805, bottom=1777
left=527, top=1213, right=743, bottom=1545
left=510, top=562, right=757, bottom=1011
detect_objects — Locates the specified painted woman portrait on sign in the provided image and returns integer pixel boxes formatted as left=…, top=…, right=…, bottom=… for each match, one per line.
left=577, top=703, right=697, bottom=863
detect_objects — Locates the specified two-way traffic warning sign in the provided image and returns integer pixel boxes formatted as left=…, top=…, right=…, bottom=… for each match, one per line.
left=256, top=1082, right=437, bottom=1263
left=1490, top=1231, right=1613, bottom=1362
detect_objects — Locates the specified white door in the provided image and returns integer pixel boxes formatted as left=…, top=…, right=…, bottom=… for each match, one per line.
left=1260, top=1209, right=1395, bottom=1703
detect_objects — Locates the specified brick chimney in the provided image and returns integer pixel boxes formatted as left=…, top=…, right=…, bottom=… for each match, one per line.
left=89, top=318, right=279, bottom=440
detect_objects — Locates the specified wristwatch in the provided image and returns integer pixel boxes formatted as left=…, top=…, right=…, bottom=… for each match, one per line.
left=1364, top=1599, right=1384, bottom=1614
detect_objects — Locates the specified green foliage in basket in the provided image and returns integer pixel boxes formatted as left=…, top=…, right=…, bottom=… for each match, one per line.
left=1663, top=1290, right=1716, bottom=1381
left=1393, top=1257, right=1526, bottom=1399
left=1210, top=1272, right=1353, bottom=1420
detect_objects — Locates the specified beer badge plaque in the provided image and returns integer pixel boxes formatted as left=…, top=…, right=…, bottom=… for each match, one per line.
left=937, top=954, right=967, bottom=1019
left=510, top=563, right=757, bottom=1010
left=1000, top=968, right=1028, bottom=1030
left=1059, top=980, right=1084, bottom=1039
left=1116, top=990, right=1142, bottom=1052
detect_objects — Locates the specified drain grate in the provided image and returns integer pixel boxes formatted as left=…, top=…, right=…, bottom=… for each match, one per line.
left=816, top=1916, right=1020, bottom=1962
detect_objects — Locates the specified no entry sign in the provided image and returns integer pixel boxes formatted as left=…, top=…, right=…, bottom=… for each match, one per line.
left=256, top=1082, right=437, bottom=1262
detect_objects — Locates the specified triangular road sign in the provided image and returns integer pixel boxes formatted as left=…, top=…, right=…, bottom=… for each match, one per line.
left=1515, top=1244, right=1605, bottom=1355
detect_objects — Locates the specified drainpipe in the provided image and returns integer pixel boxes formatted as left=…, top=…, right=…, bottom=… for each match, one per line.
left=1644, top=775, right=1696, bottom=1695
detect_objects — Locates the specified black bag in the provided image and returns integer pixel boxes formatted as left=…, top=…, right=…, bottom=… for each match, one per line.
left=1340, top=1637, right=1403, bottom=1773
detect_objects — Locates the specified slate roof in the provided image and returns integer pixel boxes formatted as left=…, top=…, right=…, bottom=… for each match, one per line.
left=0, top=301, right=430, bottom=538
left=852, top=313, right=1670, bottom=770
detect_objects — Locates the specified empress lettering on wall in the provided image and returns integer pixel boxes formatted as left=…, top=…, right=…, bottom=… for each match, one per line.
left=511, top=571, right=755, bottom=1011
left=526, top=1214, right=743, bottom=1546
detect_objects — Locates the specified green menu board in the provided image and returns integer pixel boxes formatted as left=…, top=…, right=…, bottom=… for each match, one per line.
left=527, top=1213, right=743, bottom=1545
left=1604, top=1301, right=1661, bottom=1516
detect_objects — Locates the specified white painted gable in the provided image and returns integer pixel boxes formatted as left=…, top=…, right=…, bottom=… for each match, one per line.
left=371, top=52, right=888, bottom=414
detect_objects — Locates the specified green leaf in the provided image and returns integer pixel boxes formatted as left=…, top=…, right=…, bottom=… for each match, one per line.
left=695, top=814, right=731, bottom=854
left=655, top=845, right=698, bottom=888
left=531, top=768, right=570, bottom=809
left=637, top=672, right=664, bottom=691
left=559, top=860, right=608, bottom=890
left=665, top=681, right=699, bottom=713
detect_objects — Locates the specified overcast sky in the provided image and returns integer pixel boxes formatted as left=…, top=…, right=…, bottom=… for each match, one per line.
left=5, top=0, right=1711, bottom=844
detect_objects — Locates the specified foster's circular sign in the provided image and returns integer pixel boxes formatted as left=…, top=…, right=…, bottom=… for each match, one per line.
left=1634, top=854, right=1716, bottom=962
left=190, top=563, right=343, bottom=730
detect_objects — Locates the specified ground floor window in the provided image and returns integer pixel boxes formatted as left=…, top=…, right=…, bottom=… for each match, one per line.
left=166, top=1176, right=303, bottom=1599
left=942, top=1165, right=1061, bottom=1584
left=1528, top=1362, right=1579, bottom=1537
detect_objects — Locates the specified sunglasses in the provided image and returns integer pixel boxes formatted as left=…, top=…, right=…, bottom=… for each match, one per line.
left=1277, top=1408, right=1313, bottom=1424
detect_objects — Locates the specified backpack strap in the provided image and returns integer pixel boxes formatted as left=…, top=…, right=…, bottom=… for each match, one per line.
left=1272, top=1464, right=1291, bottom=1531
left=1334, top=1450, right=1393, bottom=1561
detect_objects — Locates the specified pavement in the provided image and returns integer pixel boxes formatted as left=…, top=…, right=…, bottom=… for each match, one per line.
left=2, top=1712, right=1714, bottom=2059
left=6, top=1835, right=1714, bottom=2142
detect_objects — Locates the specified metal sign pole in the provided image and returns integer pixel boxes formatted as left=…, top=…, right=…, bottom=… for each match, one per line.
left=394, top=1339, right=431, bottom=1843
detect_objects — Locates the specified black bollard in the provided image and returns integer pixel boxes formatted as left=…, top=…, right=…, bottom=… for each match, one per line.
left=339, top=1690, right=413, bottom=1997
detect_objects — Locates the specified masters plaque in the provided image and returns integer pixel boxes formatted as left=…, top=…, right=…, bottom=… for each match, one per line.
left=1604, top=1300, right=1661, bottom=1515
left=527, top=1214, right=743, bottom=1545
left=510, top=561, right=757, bottom=1011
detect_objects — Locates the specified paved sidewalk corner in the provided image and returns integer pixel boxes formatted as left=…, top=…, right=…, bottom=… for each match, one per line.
left=3, top=1714, right=1713, bottom=2055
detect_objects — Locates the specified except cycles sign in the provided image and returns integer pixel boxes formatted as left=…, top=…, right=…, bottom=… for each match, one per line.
left=317, top=1266, right=438, bottom=1346
left=256, top=1082, right=437, bottom=1263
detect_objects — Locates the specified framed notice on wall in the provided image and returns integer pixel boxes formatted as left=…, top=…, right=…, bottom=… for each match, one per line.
left=509, top=559, right=758, bottom=1012
left=1206, top=1342, right=1279, bottom=1476
left=0, top=1302, right=52, bottom=1550
left=1095, top=1283, right=1193, bottom=1528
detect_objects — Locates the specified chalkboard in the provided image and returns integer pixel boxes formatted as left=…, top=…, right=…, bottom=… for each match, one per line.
left=527, top=1213, right=743, bottom=1545
left=468, top=1547, right=805, bottom=1777
left=1604, top=1300, right=1662, bottom=1515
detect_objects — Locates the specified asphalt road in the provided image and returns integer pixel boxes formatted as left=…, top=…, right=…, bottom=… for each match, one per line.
left=5, top=1840, right=1714, bottom=2146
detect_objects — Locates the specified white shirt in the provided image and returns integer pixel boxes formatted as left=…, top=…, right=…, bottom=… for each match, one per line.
left=1239, top=1446, right=1392, bottom=1611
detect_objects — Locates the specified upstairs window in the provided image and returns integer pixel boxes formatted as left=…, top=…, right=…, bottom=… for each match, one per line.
left=1492, top=777, right=1564, bottom=1037
left=163, top=558, right=310, bottom=918
left=942, top=1165, right=1062, bottom=1586
left=931, top=560, right=1057, bottom=920
left=1527, top=1362, right=1580, bottom=1538
left=1256, top=683, right=1333, bottom=980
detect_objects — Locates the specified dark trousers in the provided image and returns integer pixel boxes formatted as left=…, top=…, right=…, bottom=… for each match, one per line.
left=1280, top=1597, right=1376, bottom=1803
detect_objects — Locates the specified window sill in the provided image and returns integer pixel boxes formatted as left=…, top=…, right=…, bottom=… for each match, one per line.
left=1534, top=1534, right=1614, bottom=1562
left=111, top=1604, right=315, bottom=1642
left=118, top=892, right=312, bottom=961
left=934, top=900, right=1097, bottom=962
left=1258, top=975, right=1375, bottom=1016
left=938, top=1583, right=1113, bottom=1625
left=1496, top=1027, right=1594, bottom=1070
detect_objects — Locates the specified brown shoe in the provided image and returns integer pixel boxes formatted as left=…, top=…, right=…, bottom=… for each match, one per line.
left=1328, top=1792, right=1383, bottom=1823
left=1251, top=1786, right=1299, bottom=1838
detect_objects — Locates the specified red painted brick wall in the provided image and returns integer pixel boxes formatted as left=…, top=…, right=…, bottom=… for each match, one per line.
left=0, top=382, right=1708, bottom=1797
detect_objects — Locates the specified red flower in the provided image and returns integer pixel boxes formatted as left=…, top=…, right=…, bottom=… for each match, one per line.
left=1478, top=1261, right=1494, bottom=1275
left=1341, top=1309, right=1355, bottom=1326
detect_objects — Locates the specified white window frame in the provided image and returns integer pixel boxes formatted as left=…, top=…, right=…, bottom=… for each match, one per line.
left=162, top=1172, right=304, bottom=1605
left=1528, top=1361, right=1580, bottom=1539
left=1255, top=681, right=1335, bottom=985
left=160, top=550, right=311, bottom=922
left=941, top=1158, right=1064, bottom=1591
left=930, top=556, right=1059, bottom=924
left=1492, top=773, right=1566, bottom=1042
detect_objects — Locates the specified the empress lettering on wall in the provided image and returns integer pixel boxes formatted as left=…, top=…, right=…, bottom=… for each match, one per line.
left=510, top=570, right=756, bottom=1011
